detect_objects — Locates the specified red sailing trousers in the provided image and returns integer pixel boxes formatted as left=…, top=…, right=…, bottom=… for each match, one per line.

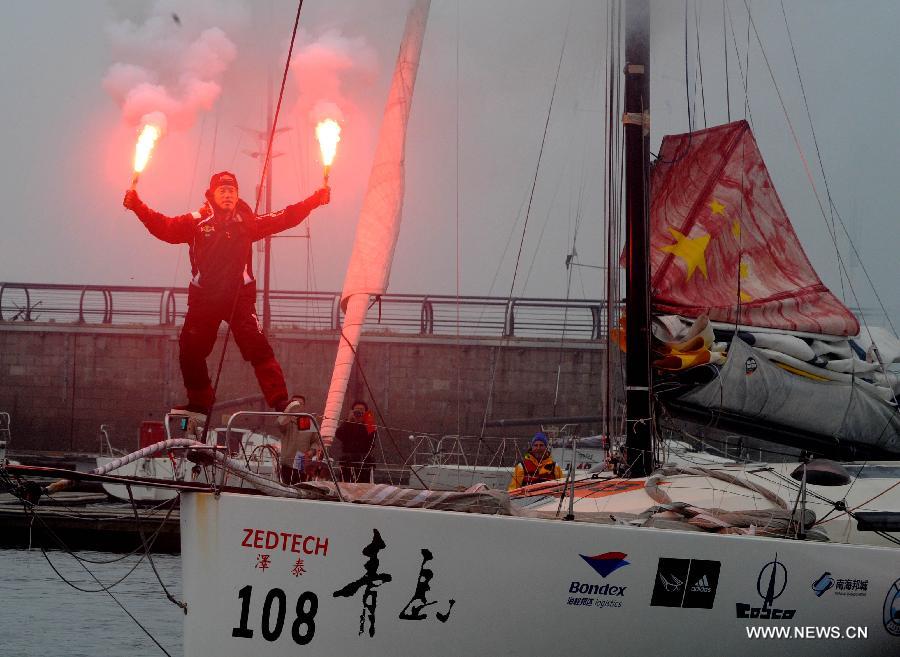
left=178, top=295, right=288, bottom=411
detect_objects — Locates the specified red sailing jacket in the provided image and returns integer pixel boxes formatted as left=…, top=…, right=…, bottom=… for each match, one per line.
left=132, top=195, right=321, bottom=303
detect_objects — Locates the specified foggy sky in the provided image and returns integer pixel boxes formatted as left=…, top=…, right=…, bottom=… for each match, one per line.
left=0, top=0, right=897, bottom=328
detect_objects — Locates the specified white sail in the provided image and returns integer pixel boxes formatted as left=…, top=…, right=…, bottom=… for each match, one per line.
left=320, top=0, right=431, bottom=444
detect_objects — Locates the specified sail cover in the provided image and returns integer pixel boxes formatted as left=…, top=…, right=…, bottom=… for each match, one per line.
left=675, top=338, right=900, bottom=454
left=319, top=0, right=430, bottom=443
left=650, top=121, right=859, bottom=337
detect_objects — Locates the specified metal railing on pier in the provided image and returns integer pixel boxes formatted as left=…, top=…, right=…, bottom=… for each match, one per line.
left=0, top=282, right=609, bottom=340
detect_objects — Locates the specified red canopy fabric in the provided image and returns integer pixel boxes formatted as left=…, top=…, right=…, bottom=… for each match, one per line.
left=649, top=121, right=858, bottom=336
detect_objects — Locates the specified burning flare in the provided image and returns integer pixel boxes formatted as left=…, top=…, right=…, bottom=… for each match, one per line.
left=315, top=118, right=341, bottom=184
left=131, top=122, right=162, bottom=188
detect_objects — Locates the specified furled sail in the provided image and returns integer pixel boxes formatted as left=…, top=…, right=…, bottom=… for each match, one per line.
left=319, top=0, right=430, bottom=444
left=650, top=120, right=859, bottom=337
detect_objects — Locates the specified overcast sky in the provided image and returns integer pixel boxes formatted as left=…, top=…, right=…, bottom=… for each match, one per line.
left=0, top=0, right=897, bottom=327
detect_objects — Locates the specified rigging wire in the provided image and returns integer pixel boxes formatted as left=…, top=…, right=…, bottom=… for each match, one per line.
left=171, top=114, right=208, bottom=289
left=723, top=0, right=731, bottom=122
left=604, top=0, right=628, bottom=442
left=334, top=329, right=430, bottom=490
left=650, top=0, right=692, bottom=164
left=724, top=1, right=754, bottom=127
left=742, top=0, right=899, bottom=357
left=478, top=9, right=572, bottom=439
left=743, top=0, right=752, bottom=121
left=778, top=1, right=896, bottom=338
left=776, top=1, right=845, bottom=302
left=455, top=0, right=462, bottom=439
left=694, top=0, right=707, bottom=128
left=203, top=0, right=305, bottom=443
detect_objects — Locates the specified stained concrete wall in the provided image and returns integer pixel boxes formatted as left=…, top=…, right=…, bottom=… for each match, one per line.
left=0, top=323, right=606, bottom=454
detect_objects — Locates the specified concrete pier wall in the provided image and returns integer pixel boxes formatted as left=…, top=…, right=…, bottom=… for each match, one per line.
left=0, top=323, right=606, bottom=452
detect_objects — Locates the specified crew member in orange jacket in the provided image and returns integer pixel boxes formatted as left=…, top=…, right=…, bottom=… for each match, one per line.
left=508, top=432, right=563, bottom=491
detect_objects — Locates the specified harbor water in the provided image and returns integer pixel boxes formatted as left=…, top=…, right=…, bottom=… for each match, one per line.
left=0, top=548, right=182, bottom=657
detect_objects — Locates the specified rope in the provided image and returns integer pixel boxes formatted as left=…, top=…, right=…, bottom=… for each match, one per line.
left=125, top=485, right=186, bottom=611
left=7, top=487, right=180, bottom=656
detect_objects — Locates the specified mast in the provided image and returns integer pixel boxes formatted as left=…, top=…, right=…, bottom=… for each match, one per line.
left=623, top=0, right=652, bottom=477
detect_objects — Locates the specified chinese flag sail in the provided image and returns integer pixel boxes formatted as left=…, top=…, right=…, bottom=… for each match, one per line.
left=650, top=120, right=858, bottom=336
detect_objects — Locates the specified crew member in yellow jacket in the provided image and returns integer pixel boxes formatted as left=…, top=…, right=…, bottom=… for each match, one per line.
left=508, top=432, right=564, bottom=491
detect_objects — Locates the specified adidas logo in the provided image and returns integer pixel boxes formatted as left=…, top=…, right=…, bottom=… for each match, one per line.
left=690, top=574, right=711, bottom=593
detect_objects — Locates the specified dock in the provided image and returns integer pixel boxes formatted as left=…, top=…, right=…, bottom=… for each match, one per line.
left=1, top=469, right=182, bottom=553
left=0, top=491, right=181, bottom=553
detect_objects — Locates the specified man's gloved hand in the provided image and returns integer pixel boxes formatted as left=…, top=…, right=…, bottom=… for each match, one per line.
left=312, top=186, right=331, bottom=207
left=123, top=189, right=141, bottom=211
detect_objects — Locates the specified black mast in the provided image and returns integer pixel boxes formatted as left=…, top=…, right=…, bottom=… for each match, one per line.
left=623, top=0, right=652, bottom=477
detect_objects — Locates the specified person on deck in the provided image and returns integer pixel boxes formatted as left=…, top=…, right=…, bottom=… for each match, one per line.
left=123, top=171, right=330, bottom=420
left=334, top=400, right=377, bottom=483
left=278, top=394, right=317, bottom=484
left=507, top=432, right=563, bottom=491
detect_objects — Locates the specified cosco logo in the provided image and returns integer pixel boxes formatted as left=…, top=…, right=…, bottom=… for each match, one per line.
left=232, top=585, right=319, bottom=645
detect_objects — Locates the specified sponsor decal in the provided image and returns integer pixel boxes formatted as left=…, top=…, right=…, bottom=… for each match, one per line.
left=579, top=551, right=630, bottom=577
left=240, top=527, right=329, bottom=556
left=811, top=572, right=868, bottom=598
left=567, top=552, right=631, bottom=609
left=812, top=572, right=834, bottom=597
left=650, top=558, right=720, bottom=609
left=736, top=554, right=797, bottom=620
left=745, top=357, right=758, bottom=375
left=885, top=578, right=900, bottom=637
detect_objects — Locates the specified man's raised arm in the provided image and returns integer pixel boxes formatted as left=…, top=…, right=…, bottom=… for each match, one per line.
left=123, top=189, right=197, bottom=244
left=251, top=187, right=331, bottom=240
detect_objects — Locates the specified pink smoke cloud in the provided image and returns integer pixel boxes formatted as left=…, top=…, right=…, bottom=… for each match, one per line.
left=290, top=28, right=377, bottom=126
left=103, top=6, right=238, bottom=132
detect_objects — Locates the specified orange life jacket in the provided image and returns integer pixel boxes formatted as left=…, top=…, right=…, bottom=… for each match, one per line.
left=519, top=453, right=559, bottom=486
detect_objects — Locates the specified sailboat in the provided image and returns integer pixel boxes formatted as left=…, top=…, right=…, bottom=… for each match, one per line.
left=10, top=1, right=899, bottom=655
left=176, top=2, right=900, bottom=655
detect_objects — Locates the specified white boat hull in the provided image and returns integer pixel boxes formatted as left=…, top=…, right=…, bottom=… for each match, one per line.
left=181, top=491, right=900, bottom=656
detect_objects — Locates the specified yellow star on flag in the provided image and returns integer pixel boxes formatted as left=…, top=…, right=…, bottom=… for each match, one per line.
left=738, top=259, right=752, bottom=301
left=732, top=220, right=741, bottom=238
left=709, top=198, right=726, bottom=216
left=660, top=227, right=710, bottom=280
